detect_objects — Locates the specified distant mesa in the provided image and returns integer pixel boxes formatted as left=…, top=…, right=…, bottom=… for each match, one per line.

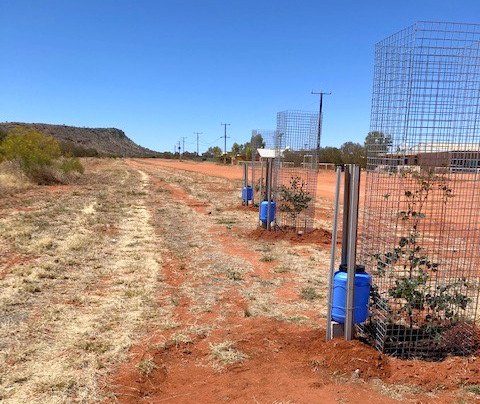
left=0, top=122, right=159, bottom=158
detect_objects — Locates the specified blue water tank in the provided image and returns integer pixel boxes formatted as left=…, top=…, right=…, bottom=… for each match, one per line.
left=259, top=201, right=276, bottom=224
left=242, top=186, right=253, bottom=202
left=331, top=266, right=371, bottom=324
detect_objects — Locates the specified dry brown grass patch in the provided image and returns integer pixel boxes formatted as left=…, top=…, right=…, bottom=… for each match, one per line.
left=209, top=341, right=248, bottom=366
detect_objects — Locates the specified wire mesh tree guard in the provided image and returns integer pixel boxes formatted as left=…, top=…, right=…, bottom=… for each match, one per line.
left=275, top=110, right=320, bottom=233
left=358, top=21, right=480, bottom=360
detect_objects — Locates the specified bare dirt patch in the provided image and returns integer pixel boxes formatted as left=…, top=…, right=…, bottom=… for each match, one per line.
left=108, top=319, right=401, bottom=404
left=248, top=227, right=333, bottom=245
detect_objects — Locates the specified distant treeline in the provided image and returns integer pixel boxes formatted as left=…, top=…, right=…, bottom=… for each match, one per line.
left=0, top=124, right=390, bottom=166
left=158, top=132, right=390, bottom=168
left=159, top=142, right=364, bottom=165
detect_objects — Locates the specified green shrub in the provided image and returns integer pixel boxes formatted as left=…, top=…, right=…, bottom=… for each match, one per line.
left=59, top=157, right=85, bottom=175
left=278, top=176, right=312, bottom=225
left=0, top=127, right=61, bottom=171
left=372, top=170, right=466, bottom=330
left=0, top=127, right=84, bottom=185
left=0, top=128, right=7, bottom=143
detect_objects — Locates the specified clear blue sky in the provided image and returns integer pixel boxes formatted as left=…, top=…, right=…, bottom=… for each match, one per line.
left=1, top=1, right=480, bottom=153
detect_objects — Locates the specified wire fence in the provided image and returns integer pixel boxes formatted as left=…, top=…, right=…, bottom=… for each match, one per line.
left=359, top=21, right=480, bottom=360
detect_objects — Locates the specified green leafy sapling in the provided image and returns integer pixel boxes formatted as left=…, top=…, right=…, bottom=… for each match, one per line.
left=278, top=176, right=312, bottom=226
left=372, top=169, right=469, bottom=329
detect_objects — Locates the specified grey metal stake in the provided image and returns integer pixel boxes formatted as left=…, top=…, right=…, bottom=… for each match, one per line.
left=266, top=159, right=272, bottom=230
left=344, top=165, right=361, bottom=341
left=246, top=162, right=249, bottom=206
left=242, top=162, right=247, bottom=205
left=341, top=166, right=351, bottom=267
left=243, top=162, right=247, bottom=188
left=259, top=160, right=264, bottom=205
left=251, top=161, right=255, bottom=206
left=326, top=166, right=342, bottom=341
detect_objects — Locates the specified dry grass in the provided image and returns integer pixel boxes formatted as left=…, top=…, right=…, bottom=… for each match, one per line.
left=0, top=161, right=31, bottom=193
left=465, top=384, right=480, bottom=395
left=300, top=286, right=323, bottom=301
left=370, top=378, right=425, bottom=401
left=136, top=358, right=158, bottom=376
left=140, top=163, right=331, bottom=327
left=0, top=172, right=29, bottom=190
left=260, top=253, right=276, bottom=262
left=0, top=160, right=161, bottom=403
left=209, top=341, right=248, bottom=366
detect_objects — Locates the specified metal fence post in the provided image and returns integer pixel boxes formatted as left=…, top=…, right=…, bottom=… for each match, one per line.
left=326, top=166, right=342, bottom=341
left=344, top=165, right=361, bottom=341
left=251, top=161, right=255, bottom=206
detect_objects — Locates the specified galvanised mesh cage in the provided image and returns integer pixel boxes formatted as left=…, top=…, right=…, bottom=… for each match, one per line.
left=275, top=110, right=319, bottom=233
left=359, top=21, right=480, bottom=360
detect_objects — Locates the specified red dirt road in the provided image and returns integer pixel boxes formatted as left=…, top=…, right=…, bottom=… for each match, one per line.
left=103, top=159, right=480, bottom=404
left=129, top=158, right=355, bottom=202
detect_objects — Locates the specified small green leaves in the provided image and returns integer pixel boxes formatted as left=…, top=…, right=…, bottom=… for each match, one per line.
left=371, top=170, right=468, bottom=328
left=278, top=176, right=312, bottom=223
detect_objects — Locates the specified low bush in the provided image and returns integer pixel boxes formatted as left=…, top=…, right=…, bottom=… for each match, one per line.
left=59, top=157, right=85, bottom=175
left=0, top=127, right=7, bottom=143
left=28, top=165, right=63, bottom=185
left=278, top=176, right=312, bottom=226
left=0, top=127, right=84, bottom=185
left=0, top=127, right=61, bottom=171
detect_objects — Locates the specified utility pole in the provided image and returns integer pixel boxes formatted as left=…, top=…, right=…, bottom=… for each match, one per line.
left=177, top=140, right=181, bottom=160
left=194, top=132, right=203, bottom=156
left=181, top=136, right=187, bottom=160
left=220, top=123, right=230, bottom=164
left=311, top=90, right=332, bottom=157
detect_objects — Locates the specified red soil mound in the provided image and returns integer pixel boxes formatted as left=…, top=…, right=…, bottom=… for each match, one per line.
left=106, top=319, right=392, bottom=403
left=107, top=317, right=480, bottom=402
left=249, top=227, right=333, bottom=245
left=316, top=338, right=390, bottom=379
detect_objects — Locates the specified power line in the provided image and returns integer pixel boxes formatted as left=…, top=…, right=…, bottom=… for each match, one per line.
left=198, top=136, right=224, bottom=148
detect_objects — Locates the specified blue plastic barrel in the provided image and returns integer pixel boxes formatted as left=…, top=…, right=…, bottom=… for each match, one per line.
left=331, top=266, right=371, bottom=324
left=242, top=186, right=253, bottom=202
left=259, top=201, right=276, bottom=224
